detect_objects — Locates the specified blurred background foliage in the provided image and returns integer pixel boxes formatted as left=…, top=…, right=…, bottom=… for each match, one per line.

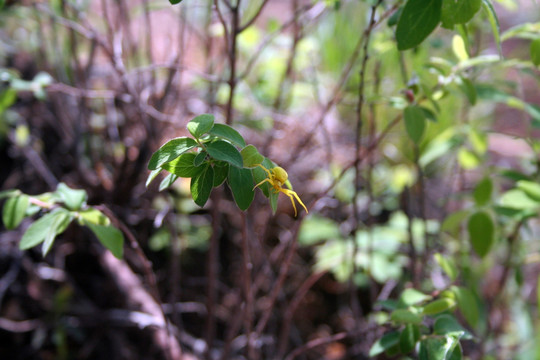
left=1, top=0, right=540, bottom=359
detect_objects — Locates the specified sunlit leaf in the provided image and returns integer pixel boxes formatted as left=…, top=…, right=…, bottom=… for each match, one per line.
left=42, top=210, right=73, bottom=257
left=241, top=145, right=264, bottom=168
left=434, top=253, right=458, bottom=281
left=187, top=114, right=214, bottom=139
left=159, top=173, right=178, bottom=192
left=209, top=123, right=246, bottom=148
left=422, top=298, right=456, bottom=315
left=162, top=153, right=204, bottom=178
left=55, top=183, right=87, bottom=211
left=85, top=223, right=124, bottom=259
left=399, top=288, right=432, bottom=307
left=20, top=209, right=70, bottom=250
left=77, top=208, right=110, bottom=226
left=148, top=137, right=197, bottom=170
left=391, top=309, right=422, bottom=325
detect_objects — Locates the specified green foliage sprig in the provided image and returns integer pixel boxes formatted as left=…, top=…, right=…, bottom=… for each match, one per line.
left=1, top=183, right=124, bottom=258
left=370, top=284, right=478, bottom=359
left=147, top=114, right=307, bottom=215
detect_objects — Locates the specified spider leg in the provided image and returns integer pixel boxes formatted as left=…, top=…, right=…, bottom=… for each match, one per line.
left=282, top=190, right=298, bottom=217
left=257, top=164, right=273, bottom=178
left=253, top=178, right=273, bottom=190
left=281, top=189, right=308, bottom=215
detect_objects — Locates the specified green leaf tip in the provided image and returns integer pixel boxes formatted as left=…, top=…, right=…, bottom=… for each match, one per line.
left=187, top=114, right=214, bottom=139
left=148, top=137, right=197, bottom=170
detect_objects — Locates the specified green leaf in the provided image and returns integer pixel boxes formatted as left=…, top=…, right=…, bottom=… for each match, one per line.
left=434, top=253, right=458, bottom=281
left=0, top=89, right=16, bottom=114
left=448, top=344, right=463, bottom=360
left=473, top=177, right=492, bottom=206
left=209, top=123, right=246, bottom=148
left=369, top=331, right=400, bottom=357
left=169, top=0, right=183, bottom=4
left=396, top=0, right=442, bottom=51
left=400, top=324, right=420, bottom=354
left=42, top=210, right=73, bottom=257
left=441, top=0, right=481, bottom=28
left=190, top=165, right=214, bottom=207
left=399, top=288, right=432, bottom=307
left=404, top=105, right=426, bottom=143
left=468, top=211, right=494, bottom=258
left=77, top=208, right=110, bottom=226
left=269, top=191, right=279, bottom=214
left=252, top=158, right=275, bottom=197
left=159, top=173, right=178, bottom=191
left=41, top=209, right=73, bottom=257
left=206, top=140, right=243, bottom=168
left=213, top=163, right=229, bottom=187
left=85, top=223, right=124, bottom=259
left=458, top=77, right=477, bottom=105
left=500, top=169, right=529, bottom=182
left=299, top=215, right=341, bottom=246
left=0, top=189, right=20, bottom=200
left=228, top=166, right=255, bottom=211
left=162, top=153, right=204, bottom=178
left=194, top=151, right=207, bottom=167
left=482, top=0, right=502, bottom=57
left=451, top=286, right=478, bottom=328
left=3, top=195, right=29, bottom=230
left=423, top=298, right=456, bottom=315
left=56, top=183, right=87, bottom=211
left=421, top=107, right=438, bottom=122
left=434, top=314, right=472, bottom=339
left=441, top=210, right=469, bottom=236
left=146, top=169, right=162, bottom=188
left=419, top=337, right=455, bottom=360
left=148, top=137, right=198, bottom=170
left=388, top=7, right=403, bottom=27
left=241, top=145, right=264, bottom=168
left=500, top=189, right=540, bottom=210
left=391, top=309, right=422, bottom=325
left=530, top=38, right=540, bottom=66
left=517, top=180, right=540, bottom=201
left=20, top=209, right=70, bottom=250
left=187, top=114, right=214, bottom=139
left=458, top=148, right=480, bottom=170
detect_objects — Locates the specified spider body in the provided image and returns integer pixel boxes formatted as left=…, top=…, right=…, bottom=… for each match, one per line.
left=254, top=164, right=308, bottom=216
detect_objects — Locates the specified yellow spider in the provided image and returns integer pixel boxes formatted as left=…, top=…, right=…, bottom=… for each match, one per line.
left=253, top=164, right=308, bottom=217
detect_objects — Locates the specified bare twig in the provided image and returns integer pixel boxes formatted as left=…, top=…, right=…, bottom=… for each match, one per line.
left=284, top=332, right=348, bottom=360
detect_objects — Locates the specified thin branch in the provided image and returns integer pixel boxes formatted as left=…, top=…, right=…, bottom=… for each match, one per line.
left=284, top=332, right=348, bottom=360
left=238, top=0, right=270, bottom=32
left=285, top=2, right=401, bottom=167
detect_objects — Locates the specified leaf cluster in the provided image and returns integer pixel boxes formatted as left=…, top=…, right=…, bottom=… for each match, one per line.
left=1, top=183, right=124, bottom=258
left=395, top=0, right=495, bottom=51
left=370, top=286, right=477, bottom=359
left=147, top=114, right=281, bottom=213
